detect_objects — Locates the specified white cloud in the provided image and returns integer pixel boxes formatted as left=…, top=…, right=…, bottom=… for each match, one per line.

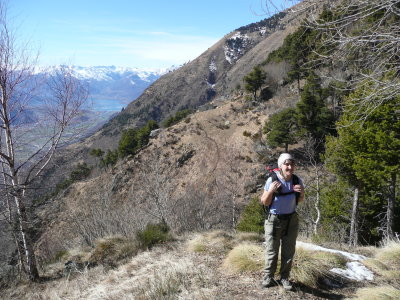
left=80, top=32, right=218, bottom=67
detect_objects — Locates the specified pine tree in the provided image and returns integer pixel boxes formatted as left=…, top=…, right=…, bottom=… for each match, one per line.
left=325, top=83, right=400, bottom=242
left=263, top=108, right=297, bottom=152
left=243, top=66, right=267, bottom=101
left=296, top=73, right=335, bottom=144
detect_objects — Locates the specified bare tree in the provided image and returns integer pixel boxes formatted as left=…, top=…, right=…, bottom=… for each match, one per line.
left=216, top=145, right=249, bottom=230
left=0, top=6, right=88, bottom=281
left=134, top=148, right=178, bottom=228
left=264, top=0, right=399, bottom=119
left=300, top=135, right=324, bottom=235
left=305, top=0, right=400, bottom=120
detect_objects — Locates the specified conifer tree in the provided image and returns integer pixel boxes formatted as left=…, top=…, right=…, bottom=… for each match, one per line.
left=325, top=84, right=400, bottom=242
left=296, top=73, right=335, bottom=145
left=263, top=108, right=297, bottom=152
left=243, top=66, right=267, bottom=101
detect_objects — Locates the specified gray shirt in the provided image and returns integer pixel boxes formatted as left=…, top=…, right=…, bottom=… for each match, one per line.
left=264, top=174, right=303, bottom=215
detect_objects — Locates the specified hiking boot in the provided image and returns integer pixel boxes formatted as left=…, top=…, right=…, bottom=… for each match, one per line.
left=280, top=278, right=292, bottom=290
left=261, top=276, right=275, bottom=288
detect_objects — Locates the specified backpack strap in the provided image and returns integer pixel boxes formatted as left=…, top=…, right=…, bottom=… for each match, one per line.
left=263, top=172, right=279, bottom=217
left=292, top=174, right=300, bottom=205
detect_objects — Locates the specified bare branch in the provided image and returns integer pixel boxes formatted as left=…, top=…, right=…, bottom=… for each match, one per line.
left=306, top=0, right=400, bottom=118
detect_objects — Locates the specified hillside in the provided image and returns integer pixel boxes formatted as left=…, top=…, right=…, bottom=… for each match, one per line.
left=34, top=93, right=293, bottom=255
left=93, top=0, right=325, bottom=140
left=27, top=0, right=327, bottom=212
left=32, top=0, right=328, bottom=193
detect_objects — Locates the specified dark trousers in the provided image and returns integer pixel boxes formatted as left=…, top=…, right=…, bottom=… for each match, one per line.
left=263, top=212, right=299, bottom=280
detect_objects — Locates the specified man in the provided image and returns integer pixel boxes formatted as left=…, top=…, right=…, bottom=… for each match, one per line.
left=260, top=153, right=305, bottom=290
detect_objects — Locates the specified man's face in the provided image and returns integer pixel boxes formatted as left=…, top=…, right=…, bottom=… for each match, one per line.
left=280, top=160, right=295, bottom=178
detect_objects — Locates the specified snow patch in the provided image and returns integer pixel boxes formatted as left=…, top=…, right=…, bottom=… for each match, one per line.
left=260, top=28, right=267, bottom=36
left=297, top=241, right=366, bottom=261
left=207, top=83, right=216, bottom=89
left=209, top=61, right=217, bottom=72
left=331, top=262, right=374, bottom=281
left=297, top=241, right=374, bottom=282
left=224, top=32, right=251, bottom=64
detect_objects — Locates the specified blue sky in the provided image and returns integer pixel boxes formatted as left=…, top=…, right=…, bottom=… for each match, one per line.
left=9, top=0, right=298, bottom=69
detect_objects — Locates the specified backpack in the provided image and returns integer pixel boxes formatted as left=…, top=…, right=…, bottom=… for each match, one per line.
left=263, top=165, right=300, bottom=216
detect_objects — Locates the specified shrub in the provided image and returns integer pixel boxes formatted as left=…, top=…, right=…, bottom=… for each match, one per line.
left=162, top=109, right=192, bottom=127
left=89, top=236, right=139, bottom=268
left=242, top=130, right=252, bottom=137
left=69, top=162, right=91, bottom=181
left=102, top=149, right=118, bottom=167
left=118, top=120, right=159, bottom=158
left=89, top=148, right=104, bottom=157
left=136, top=222, right=172, bottom=250
left=236, top=197, right=265, bottom=234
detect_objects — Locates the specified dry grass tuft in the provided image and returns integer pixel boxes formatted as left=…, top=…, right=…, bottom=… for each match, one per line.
left=291, top=247, right=347, bottom=288
left=361, top=240, right=400, bottom=284
left=186, top=230, right=234, bottom=254
left=222, top=243, right=264, bottom=273
left=186, top=234, right=207, bottom=252
left=349, top=285, right=400, bottom=300
left=363, top=258, right=390, bottom=276
left=375, top=241, right=400, bottom=270
left=235, top=231, right=264, bottom=243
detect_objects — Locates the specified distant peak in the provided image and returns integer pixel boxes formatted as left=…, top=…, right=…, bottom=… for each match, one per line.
left=34, top=65, right=171, bottom=81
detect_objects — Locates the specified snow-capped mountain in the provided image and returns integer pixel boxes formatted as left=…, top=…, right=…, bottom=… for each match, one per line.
left=35, top=65, right=170, bottom=111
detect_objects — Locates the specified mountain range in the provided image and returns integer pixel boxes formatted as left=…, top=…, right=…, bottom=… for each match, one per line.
left=35, top=65, right=169, bottom=112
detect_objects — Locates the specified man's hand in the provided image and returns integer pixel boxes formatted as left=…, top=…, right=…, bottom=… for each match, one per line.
left=293, top=184, right=304, bottom=195
left=269, top=181, right=281, bottom=192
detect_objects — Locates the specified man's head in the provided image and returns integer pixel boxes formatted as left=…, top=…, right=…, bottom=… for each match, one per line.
left=278, top=153, right=295, bottom=179
left=278, top=153, right=294, bottom=167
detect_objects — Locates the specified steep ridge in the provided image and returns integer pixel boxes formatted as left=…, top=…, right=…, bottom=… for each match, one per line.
left=99, top=1, right=317, bottom=137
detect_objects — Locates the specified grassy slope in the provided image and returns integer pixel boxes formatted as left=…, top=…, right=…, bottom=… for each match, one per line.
left=4, top=231, right=399, bottom=300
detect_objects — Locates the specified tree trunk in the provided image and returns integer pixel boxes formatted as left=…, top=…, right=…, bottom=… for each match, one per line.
left=14, top=193, right=40, bottom=281
left=349, top=187, right=359, bottom=246
left=386, top=173, right=396, bottom=239
left=313, top=168, right=321, bottom=235
left=297, top=75, right=301, bottom=93
left=232, top=195, right=236, bottom=231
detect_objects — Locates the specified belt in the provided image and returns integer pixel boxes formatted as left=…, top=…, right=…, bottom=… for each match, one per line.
left=270, top=212, right=295, bottom=220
